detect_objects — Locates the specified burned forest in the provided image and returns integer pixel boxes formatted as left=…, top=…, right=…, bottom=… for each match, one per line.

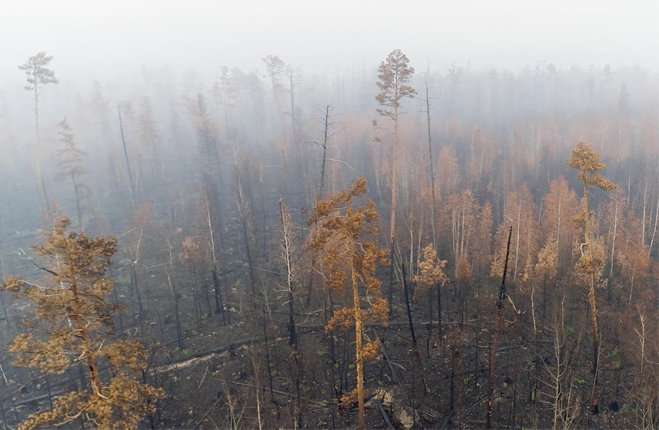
left=0, top=17, right=658, bottom=429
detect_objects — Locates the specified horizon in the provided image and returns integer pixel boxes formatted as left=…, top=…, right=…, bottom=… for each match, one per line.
left=2, top=0, right=658, bottom=88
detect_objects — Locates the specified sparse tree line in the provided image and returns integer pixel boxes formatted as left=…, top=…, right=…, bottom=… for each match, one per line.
left=0, top=51, right=656, bottom=429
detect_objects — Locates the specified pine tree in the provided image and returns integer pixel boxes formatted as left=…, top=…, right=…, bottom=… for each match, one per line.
left=414, top=244, right=448, bottom=348
left=57, top=118, right=88, bottom=229
left=375, top=49, right=416, bottom=309
left=414, top=244, right=448, bottom=299
left=19, top=52, right=58, bottom=212
left=2, top=219, right=163, bottom=429
left=308, top=178, right=389, bottom=430
left=567, top=141, right=615, bottom=415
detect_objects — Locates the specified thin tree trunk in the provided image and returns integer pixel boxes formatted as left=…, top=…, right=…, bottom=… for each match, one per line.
left=513, top=201, right=521, bottom=279
left=167, top=237, right=184, bottom=349
left=0, top=256, right=11, bottom=328
left=325, top=289, right=339, bottom=402
left=250, top=346, right=263, bottom=430
left=212, top=270, right=225, bottom=323
left=205, top=191, right=225, bottom=322
left=437, top=279, right=443, bottom=341
left=280, top=201, right=297, bottom=347
left=117, top=103, right=136, bottom=206
left=388, top=103, right=399, bottom=314
left=426, top=289, right=433, bottom=357
left=583, top=183, right=600, bottom=415
left=130, top=263, right=143, bottom=318
left=319, top=105, right=330, bottom=196
left=425, top=81, right=437, bottom=250
left=609, top=199, right=619, bottom=279
left=351, top=255, right=366, bottom=430
left=237, top=180, right=257, bottom=297
left=556, top=191, right=562, bottom=268
left=449, top=346, right=456, bottom=420
left=69, top=266, right=103, bottom=398
left=401, top=263, right=417, bottom=354
left=32, top=79, right=50, bottom=214
left=648, top=196, right=658, bottom=258
left=487, top=225, right=512, bottom=429
left=71, top=174, right=83, bottom=229
left=261, top=292, right=274, bottom=398
left=641, top=179, right=648, bottom=244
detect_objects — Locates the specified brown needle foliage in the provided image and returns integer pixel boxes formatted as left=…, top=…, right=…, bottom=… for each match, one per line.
left=2, top=219, right=163, bottom=430
left=308, top=178, right=389, bottom=430
left=414, top=243, right=448, bottom=297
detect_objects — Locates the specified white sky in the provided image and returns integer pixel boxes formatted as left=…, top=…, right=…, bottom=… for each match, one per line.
left=2, top=0, right=658, bottom=84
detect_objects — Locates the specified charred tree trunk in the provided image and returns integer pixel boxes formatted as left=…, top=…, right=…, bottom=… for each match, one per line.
left=130, top=262, right=143, bottom=318
left=319, top=105, right=330, bottom=196
left=402, top=263, right=417, bottom=354
left=117, top=103, right=136, bottom=206
left=487, top=225, right=512, bottom=429
left=437, top=279, right=443, bottom=341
